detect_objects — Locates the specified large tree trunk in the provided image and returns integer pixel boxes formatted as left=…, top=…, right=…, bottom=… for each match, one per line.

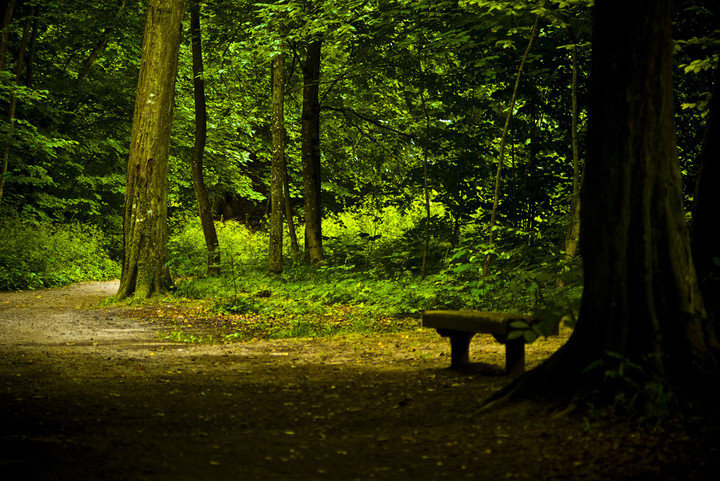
left=189, top=0, right=220, bottom=276
left=117, top=0, right=185, bottom=299
left=0, top=10, right=30, bottom=213
left=691, top=56, right=720, bottom=325
left=488, top=0, right=715, bottom=407
left=268, top=51, right=285, bottom=274
left=301, top=39, right=323, bottom=264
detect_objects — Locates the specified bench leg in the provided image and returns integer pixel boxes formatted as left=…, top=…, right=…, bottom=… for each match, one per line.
left=505, top=339, right=525, bottom=375
left=449, top=332, right=474, bottom=369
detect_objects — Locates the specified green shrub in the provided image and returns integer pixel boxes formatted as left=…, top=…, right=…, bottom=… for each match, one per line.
left=0, top=218, right=120, bottom=290
left=168, top=218, right=266, bottom=277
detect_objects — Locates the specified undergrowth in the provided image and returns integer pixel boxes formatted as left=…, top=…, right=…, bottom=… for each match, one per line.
left=166, top=205, right=583, bottom=341
left=0, top=217, right=120, bottom=290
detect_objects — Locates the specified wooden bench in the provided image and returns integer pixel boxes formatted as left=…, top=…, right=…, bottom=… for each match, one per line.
left=422, top=310, right=537, bottom=375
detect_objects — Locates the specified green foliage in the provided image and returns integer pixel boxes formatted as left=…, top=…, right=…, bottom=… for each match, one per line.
left=0, top=218, right=120, bottom=291
left=579, top=352, right=681, bottom=426
left=167, top=204, right=582, bottom=340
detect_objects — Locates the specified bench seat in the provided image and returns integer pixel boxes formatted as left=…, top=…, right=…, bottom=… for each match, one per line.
left=422, top=310, right=536, bottom=374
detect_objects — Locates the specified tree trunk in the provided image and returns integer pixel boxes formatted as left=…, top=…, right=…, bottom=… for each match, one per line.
left=564, top=41, right=582, bottom=258
left=189, top=0, right=220, bottom=275
left=574, top=0, right=710, bottom=380
left=301, top=39, right=323, bottom=264
left=495, top=0, right=717, bottom=408
left=23, top=6, right=39, bottom=87
left=483, top=16, right=539, bottom=276
left=117, top=0, right=185, bottom=299
left=282, top=153, right=299, bottom=254
left=419, top=55, right=431, bottom=279
left=487, top=0, right=715, bottom=408
left=0, top=10, right=30, bottom=213
left=691, top=56, right=720, bottom=325
left=269, top=50, right=285, bottom=274
left=0, top=0, right=15, bottom=71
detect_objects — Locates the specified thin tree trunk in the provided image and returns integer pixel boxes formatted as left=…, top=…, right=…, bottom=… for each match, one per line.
left=523, top=89, right=540, bottom=233
left=76, top=1, right=127, bottom=85
left=282, top=154, right=299, bottom=254
left=0, top=0, right=15, bottom=71
left=0, top=11, right=30, bottom=213
left=189, top=0, right=220, bottom=275
left=301, top=39, right=323, bottom=264
left=564, top=41, right=582, bottom=258
left=117, top=0, right=185, bottom=299
left=23, top=6, right=39, bottom=87
left=483, top=16, right=539, bottom=276
left=269, top=50, right=285, bottom=274
left=419, top=55, right=431, bottom=279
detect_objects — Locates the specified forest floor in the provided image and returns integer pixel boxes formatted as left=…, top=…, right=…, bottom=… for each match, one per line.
left=1, top=281, right=719, bottom=480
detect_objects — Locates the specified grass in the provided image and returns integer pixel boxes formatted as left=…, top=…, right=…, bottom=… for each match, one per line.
left=161, top=211, right=583, bottom=344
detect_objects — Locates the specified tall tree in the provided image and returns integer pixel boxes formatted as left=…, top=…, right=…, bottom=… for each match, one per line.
left=489, top=0, right=717, bottom=407
left=268, top=46, right=285, bottom=274
left=188, top=0, right=220, bottom=275
left=301, top=38, right=323, bottom=264
left=0, top=0, right=15, bottom=71
left=117, top=0, right=186, bottom=299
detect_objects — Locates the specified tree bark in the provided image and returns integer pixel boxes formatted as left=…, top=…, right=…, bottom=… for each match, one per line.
left=0, top=10, right=30, bottom=213
left=282, top=152, right=299, bottom=254
left=0, top=0, right=15, bottom=71
left=301, top=39, right=323, bottom=264
left=483, top=16, right=539, bottom=276
left=691, top=56, right=720, bottom=325
left=189, top=0, right=220, bottom=275
left=23, top=6, right=39, bottom=87
left=487, top=0, right=715, bottom=408
left=117, top=0, right=185, bottom=299
left=269, top=50, right=285, bottom=274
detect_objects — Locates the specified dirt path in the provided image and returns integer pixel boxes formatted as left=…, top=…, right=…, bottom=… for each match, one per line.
left=1, top=282, right=718, bottom=480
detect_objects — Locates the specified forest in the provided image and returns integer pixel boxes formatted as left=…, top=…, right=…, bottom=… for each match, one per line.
left=2, top=0, right=720, bottom=473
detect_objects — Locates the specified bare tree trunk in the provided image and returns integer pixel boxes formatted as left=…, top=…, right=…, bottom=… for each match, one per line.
left=486, top=0, right=715, bottom=408
left=117, top=0, right=185, bottom=299
left=269, top=50, right=285, bottom=274
left=23, top=6, right=39, bottom=87
left=483, top=16, right=539, bottom=276
left=419, top=54, right=431, bottom=279
left=0, top=0, right=15, bottom=71
left=301, top=39, right=323, bottom=264
left=0, top=11, right=30, bottom=213
left=282, top=154, right=299, bottom=254
left=189, top=0, right=220, bottom=275
left=564, top=41, right=582, bottom=259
